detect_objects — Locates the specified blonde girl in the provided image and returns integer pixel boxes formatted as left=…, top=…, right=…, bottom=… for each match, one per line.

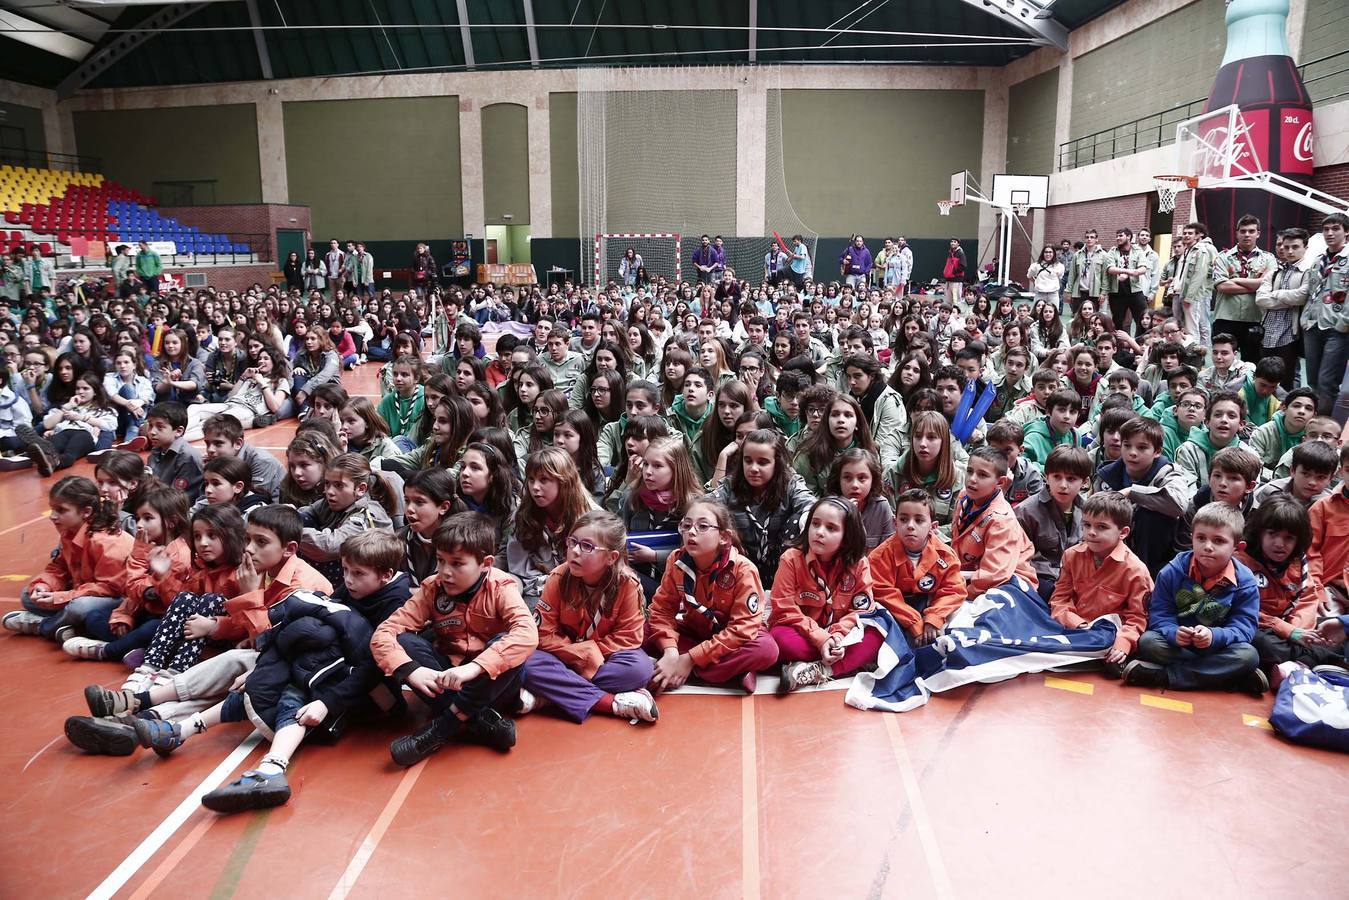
left=889, top=411, right=963, bottom=527
left=503, top=446, right=595, bottom=606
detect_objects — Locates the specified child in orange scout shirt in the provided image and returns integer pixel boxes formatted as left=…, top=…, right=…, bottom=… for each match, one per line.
left=372, top=513, right=539, bottom=766
left=1048, top=491, right=1153, bottom=677
left=950, top=447, right=1037, bottom=598
left=4, top=475, right=134, bottom=640
left=646, top=496, right=779, bottom=694
left=1308, top=446, right=1349, bottom=616
left=770, top=496, right=882, bottom=693
left=868, top=489, right=968, bottom=645
left=519, top=511, right=659, bottom=723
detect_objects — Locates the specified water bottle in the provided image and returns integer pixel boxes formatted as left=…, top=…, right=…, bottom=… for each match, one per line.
left=1193, top=0, right=1313, bottom=249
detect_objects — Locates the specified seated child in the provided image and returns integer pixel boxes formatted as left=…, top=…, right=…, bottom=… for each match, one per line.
left=1178, top=447, right=1259, bottom=550
left=1274, top=415, right=1341, bottom=479
left=1197, top=333, right=1254, bottom=396
left=399, top=468, right=458, bottom=586
left=201, top=412, right=285, bottom=501
left=951, top=447, right=1038, bottom=598
left=145, top=401, right=204, bottom=501
left=1252, top=440, right=1336, bottom=510
left=1127, top=502, right=1264, bottom=693
left=1174, top=391, right=1245, bottom=487
left=372, top=513, right=539, bottom=766
left=1095, top=417, right=1195, bottom=573
left=1247, top=387, right=1316, bottom=478
left=1015, top=445, right=1090, bottom=602
left=769, top=496, right=882, bottom=692
left=94, top=450, right=156, bottom=535
left=867, top=490, right=967, bottom=645
left=1022, top=388, right=1084, bottom=466
left=197, top=455, right=269, bottom=517
left=829, top=448, right=895, bottom=550
left=192, top=531, right=414, bottom=813
left=1002, top=368, right=1060, bottom=430
left=377, top=354, right=426, bottom=453
left=1238, top=357, right=1283, bottom=437
left=519, top=511, right=659, bottom=724
left=297, top=452, right=396, bottom=586
left=646, top=496, right=779, bottom=694
left=1144, top=364, right=1196, bottom=422
left=1237, top=496, right=1342, bottom=672
left=1049, top=491, right=1153, bottom=677
left=1086, top=404, right=1136, bottom=476
left=987, top=419, right=1044, bottom=506
left=3, top=475, right=135, bottom=639
left=1162, top=387, right=1208, bottom=461
left=1308, top=445, right=1349, bottom=616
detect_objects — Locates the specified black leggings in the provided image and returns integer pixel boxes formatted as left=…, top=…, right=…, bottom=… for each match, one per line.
left=50, top=429, right=94, bottom=469
left=142, top=591, right=228, bottom=673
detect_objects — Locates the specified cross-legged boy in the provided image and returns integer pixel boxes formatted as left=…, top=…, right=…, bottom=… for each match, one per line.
left=868, top=490, right=967, bottom=646
left=372, top=513, right=538, bottom=766
left=145, top=401, right=204, bottom=502
left=1016, top=445, right=1090, bottom=602
left=1127, top=503, right=1264, bottom=693
left=1049, top=491, right=1153, bottom=677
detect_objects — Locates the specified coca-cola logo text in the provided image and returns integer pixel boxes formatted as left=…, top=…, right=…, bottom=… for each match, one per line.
left=1294, top=121, right=1314, bottom=162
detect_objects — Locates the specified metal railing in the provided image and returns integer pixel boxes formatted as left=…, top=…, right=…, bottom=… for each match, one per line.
left=1056, top=48, right=1349, bottom=172
left=0, top=146, right=102, bottom=173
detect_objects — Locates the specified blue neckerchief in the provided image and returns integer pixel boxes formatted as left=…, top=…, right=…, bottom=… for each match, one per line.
left=957, top=493, right=995, bottom=534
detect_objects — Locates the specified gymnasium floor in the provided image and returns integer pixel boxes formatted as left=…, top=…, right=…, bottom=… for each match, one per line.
left=2, top=365, right=1345, bottom=900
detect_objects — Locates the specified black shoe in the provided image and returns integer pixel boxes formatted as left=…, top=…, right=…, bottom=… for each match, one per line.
left=252, top=413, right=276, bottom=428
left=64, top=716, right=137, bottom=756
left=17, top=425, right=58, bottom=477
left=201, top=770, right=291, bottom=813
left=1101, top=660, right=1126, bottom=680
left=389, top=714, right=460, bottom=767
left=1238, top=667, right=1270, bottom=697
left=1122, top=660, right=1168, bottom=689
left=461, top=708, right=517, bottom=752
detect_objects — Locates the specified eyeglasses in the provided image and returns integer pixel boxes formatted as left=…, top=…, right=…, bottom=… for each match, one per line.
left=678, top=519, right=721, bottom=535
left=1178, top=401, right=1206, bottom=410
left=566, top=536, right=602, bottom=555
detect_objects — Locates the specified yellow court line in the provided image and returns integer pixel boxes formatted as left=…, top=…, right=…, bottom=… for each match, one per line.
left=1140, top=694, right=1193, bottom=714
left=0, top=510, right=50, bottom=538
left=1044, top=676, right=1094, bottom=695
left=327, top=759, right=428, bottom=900
left=883, top=715, right=954, bottom=900
left=741, top=699, right=761, bottom=900
left=1242, top=714, right=1273, bottom=731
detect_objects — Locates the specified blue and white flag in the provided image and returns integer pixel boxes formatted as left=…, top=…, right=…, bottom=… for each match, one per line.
left=847, top=576, right=1119, bottom=712
left=1269, top=664, right=1349, bottom=753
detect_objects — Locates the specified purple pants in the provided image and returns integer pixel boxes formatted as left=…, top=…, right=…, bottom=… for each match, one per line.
left=769, top=624, right=882, bottom=676
left=522, top=648, right=653, bottom=723
left=643, top=629, right=780, bottom=686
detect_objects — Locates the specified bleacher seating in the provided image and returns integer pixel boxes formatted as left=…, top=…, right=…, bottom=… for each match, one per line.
left=0, top=164, right=252, bottom=258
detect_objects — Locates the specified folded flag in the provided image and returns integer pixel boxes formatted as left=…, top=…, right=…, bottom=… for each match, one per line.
left=847, top=576, right=1119, bottom=712
left=1269, top=663, right=1349, bottom=753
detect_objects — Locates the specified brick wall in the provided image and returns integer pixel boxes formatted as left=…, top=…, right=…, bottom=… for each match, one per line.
left=154, top=203, right=312, bottom=263
left=1043, top=194, right=1152, bottom=248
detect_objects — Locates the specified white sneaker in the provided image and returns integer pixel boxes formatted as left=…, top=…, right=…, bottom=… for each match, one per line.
left=2, top=610, right=44, bottom=635
left=778, top=661, right=832, bottom=694
left=0, top=454, right=33, bottom=471
left=1313, top=664, right=1349, bottom=679
left=516, top=687, right=539, bottom=715
left=611, top=688, right=659, bottom=723
left=54, top=625, right=76, bottom=644
left=122, top=666, right=160, bottom=692
left=63, top=636, right=108, bottom=660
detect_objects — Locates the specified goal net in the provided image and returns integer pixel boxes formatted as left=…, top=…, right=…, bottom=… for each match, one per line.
left=594, top=233, right=681, bottom=286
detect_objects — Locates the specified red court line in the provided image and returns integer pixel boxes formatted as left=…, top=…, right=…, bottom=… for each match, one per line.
left=127, top=815, right=218, bottom=900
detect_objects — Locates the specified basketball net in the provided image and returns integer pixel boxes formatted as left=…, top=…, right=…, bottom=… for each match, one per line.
left=1012, top=203, right=1030, bottom=217
left=1153, top=175, right=1197, bottom=213
left=937, top=200, right=955, bottom=216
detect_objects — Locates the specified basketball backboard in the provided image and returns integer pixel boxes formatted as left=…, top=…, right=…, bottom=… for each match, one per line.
left=1174, top=103, right=1264, bottom=186
left=949, top=171, right=967, bottom=206
left=991, top=174, right=1049, bottom=210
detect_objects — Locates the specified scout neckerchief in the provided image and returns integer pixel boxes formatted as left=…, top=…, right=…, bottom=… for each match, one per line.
left=956, top=493, right=995, bottom=536
left=675, top=548, right=731, bottom=632
left=806, top=553, right=846, bottom=627
left=391, top=393, right=418, bottom=435
left=1232, top=246, right=1260, bottom=279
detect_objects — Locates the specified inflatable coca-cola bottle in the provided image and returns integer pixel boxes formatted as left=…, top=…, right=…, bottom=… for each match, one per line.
left=1194, top=0, right=1314, bottom=249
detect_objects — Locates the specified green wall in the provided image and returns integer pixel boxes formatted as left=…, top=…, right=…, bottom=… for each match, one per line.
left=778, top=88, right=984, bottom=238
left=73, top=104, right=261, bottom=202
left=0, top=101, right=46, bottom=163
left=482, top=103, right=529, bottom=225
left=1070, top=0, right=1225, bottom=141
left=1301, top=0, right=1349, bottom=103
left=549, top=92, right=579, bottom=237
left=1006, top=69, right=1059, bottom=175
left=283, top=96, right=461, bottom=241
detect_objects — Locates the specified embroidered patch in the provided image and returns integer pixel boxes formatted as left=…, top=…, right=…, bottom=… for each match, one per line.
left=50, top=547, right=60, bottom=559
left=746, top=592, right=760, bottom=614
left=536, top=600, right=552, bottom=612
left=447, top=617, right=463, bottom=626
left=434, top=593, right=456, bottom=614
left=717, top=569, right=735, bottom=589
left=962, top=552, right=977, bottom=562
left=800, top=591, right=821, bottom=603
left=173, top=477, right=189, bottom=491
left=1255, top=573, right=1268, bottom=588
left=1013, top=489, right=1028, bottom=502
left=840, top=573, right=856, bottom=592
left=937, top=488, right=953, bottom=500
left=935, top=557, right=948, bottom=569
left=973, top=530, right=984, bottom=543
left=851, top=593, right=870, bottom=610
left=917, top=574, right=936, bottom=591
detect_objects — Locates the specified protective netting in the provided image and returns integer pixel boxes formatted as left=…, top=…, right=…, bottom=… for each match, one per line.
left=596, top=234, right=681, bottom=285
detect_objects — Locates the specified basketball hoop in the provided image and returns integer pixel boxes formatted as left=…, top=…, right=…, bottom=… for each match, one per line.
left=937, top=200, right=955, bottom=216
left=1011, top=202, right=1030, bottom=217
left=1153, top=175, right=1198, bottom=213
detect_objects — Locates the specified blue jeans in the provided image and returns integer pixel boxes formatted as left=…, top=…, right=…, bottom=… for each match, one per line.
left=1135, top=630, right=1259, bottom=690
left=116, top=383, right=147, bottom=440
left=342, top=353, right=359, bottom=369
left=1304, top=328, right=1349, bottom=420
left=392, top=434, right=415, bottom=452
left=21, top=589, right=120, bottom=640
left=81, top=604, right=162, bottom=660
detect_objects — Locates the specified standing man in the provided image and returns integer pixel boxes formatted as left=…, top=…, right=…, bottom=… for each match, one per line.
left=2, top=251, right=25, bottom=304
left=1300, top=212, right=1349, bottom=418
left=1056, top=239, right=1075, bottom=294
left=711, top=236, right=727, bottom=282
left=691, top=234, right=718, bottom=285
left=23, top=246, right=55, bottom=298
left=324, top=239, right=345, bottom=297
left=354, top=242, right=376, bottom=299
left=1256, top=227, right=1309, bottom=390
left=763, top=243, right=788, bottom=287
left=411, top=242, right=437, bottom=297
left=341, top=240, right=358, bottom=294
left=109, top=245, right=134, bottom=298
left=1170, top=222, right=1219, bottom=354
left=1212, top=214, right=1276, bottom=365
left=840, top=235, right=873, bottom=291
left=1064, top=229, right=1106, bottom=314
left=1136, top=228, right=1160, bottom=304
left=788, top=234, right=810, bottom=289
left=1105, top=227, right=1149, bottom=335
left=134, top=241, right=162, bottom=296
left=892, top=235, right=913, bottom=298
left=943, top=238, right=967, bottom=305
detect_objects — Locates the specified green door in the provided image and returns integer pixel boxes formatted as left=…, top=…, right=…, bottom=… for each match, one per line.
left=275, top=229, right=308, bottom=270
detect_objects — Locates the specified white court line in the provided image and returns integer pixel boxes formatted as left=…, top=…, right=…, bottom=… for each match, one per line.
left=671, top=674, right=853, bottom=696
left=86, top=731, right=262, bottom=900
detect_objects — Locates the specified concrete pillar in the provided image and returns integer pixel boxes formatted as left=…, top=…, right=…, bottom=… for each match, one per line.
left=1286, top=0, right=1308, bottom=63
left=1054, top=55, right=1074, bottom=172
left=528, top=93, right=552, bottom=238
left=978, top=77, right=1010, bottom=265
left=254, top=95, right=288, bottom=203
left=459, top=97, right=485, bottom=238
left=736, top=70, right=767, bottom=236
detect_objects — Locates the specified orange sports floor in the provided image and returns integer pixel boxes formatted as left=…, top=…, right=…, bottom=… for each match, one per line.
left=2, top=366, right=1345, bottom=899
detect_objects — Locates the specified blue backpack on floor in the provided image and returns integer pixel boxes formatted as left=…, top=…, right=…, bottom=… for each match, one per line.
left=1269, top=665, right=1349, bottom=754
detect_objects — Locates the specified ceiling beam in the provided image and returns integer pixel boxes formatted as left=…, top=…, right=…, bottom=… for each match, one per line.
left=243, top=0, right=273, bottom=79
left=521, top=0, right=539, bottom=67
left=55, top=4, right=202, bottom=98
left=747, top=0, right=757, bottom=62
left=454, top=0, right=475, bottom=69
left=952, top=0, right=1068, bottom=50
